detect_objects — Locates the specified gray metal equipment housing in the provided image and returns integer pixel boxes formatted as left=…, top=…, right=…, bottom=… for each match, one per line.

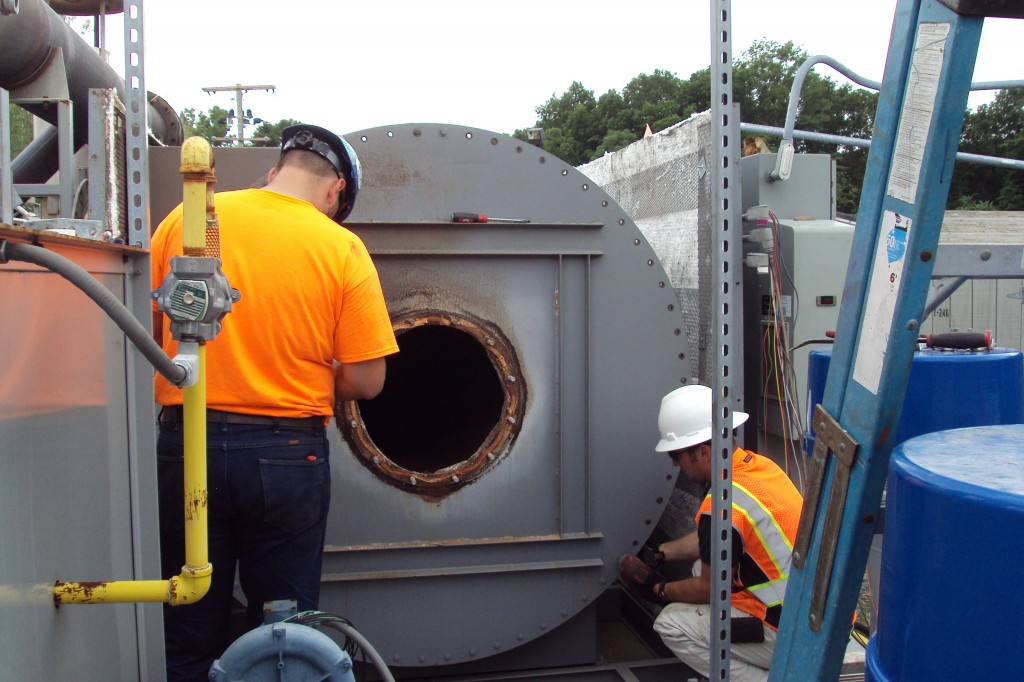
left=303, top=123, right=688, bottom=672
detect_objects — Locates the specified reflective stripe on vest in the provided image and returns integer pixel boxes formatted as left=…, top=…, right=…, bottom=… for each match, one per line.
left=732, top=480, right=793, bottom=607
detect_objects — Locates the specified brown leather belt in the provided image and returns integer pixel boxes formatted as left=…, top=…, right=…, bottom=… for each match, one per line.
left=159, top=405, right=325, bottom=428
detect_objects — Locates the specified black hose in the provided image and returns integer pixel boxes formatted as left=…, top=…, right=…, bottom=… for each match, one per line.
left=0, top=240, right=187, bottom=385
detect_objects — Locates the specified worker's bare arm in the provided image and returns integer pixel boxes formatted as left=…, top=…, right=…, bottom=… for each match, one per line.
left=334, top=357, right=387, bottom=400
left=662, top=561, right=712, bottom=604
left=659, top=531, right=700, bottom=563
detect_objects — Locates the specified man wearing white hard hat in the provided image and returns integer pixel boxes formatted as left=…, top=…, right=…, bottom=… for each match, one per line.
left=619, top=384, right=803, bottom=682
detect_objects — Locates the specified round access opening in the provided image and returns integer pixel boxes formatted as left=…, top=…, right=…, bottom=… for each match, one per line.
left=337, top=310, right=527, bottom=495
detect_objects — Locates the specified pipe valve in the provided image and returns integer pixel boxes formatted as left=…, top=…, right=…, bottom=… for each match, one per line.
left=152, top=256, right=241, bottom=342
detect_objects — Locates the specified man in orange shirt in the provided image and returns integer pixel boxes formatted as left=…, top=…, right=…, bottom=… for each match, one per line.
left=620, top=385, right=802, bottom=682
left=152, top=124, right=398, bottom=681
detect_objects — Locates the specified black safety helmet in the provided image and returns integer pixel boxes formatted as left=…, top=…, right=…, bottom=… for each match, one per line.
left=280, top=123, right=361, bottom=222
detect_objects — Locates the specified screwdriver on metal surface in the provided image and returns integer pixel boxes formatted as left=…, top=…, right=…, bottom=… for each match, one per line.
left=452, top=212, right=531, bottom=224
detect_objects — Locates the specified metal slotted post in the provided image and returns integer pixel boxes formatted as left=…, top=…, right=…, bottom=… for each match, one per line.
left=123, top=3, right=164, bottom=677
left=124, top=0, right=149, bottom=249
left=711, top=0, right=743, bottom=678
left=767, top=0, right=1008, bottom=679
left=1, top=87, right=11, bottom=224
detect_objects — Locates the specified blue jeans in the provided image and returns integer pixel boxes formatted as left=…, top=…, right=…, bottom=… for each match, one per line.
left=157, top=420, right=331, bottom=682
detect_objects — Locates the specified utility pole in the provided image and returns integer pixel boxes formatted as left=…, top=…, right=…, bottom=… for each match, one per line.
left=201, top=83, right=276, bottom=145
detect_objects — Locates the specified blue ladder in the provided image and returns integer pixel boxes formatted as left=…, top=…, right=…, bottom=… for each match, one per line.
left=768, top=1, right=1024, bottom=680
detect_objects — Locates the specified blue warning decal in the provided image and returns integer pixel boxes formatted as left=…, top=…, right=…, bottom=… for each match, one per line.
left=886, top=213, right=909, bottom=264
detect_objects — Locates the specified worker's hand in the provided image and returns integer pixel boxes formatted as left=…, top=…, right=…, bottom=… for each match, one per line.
left=639, top=544, right=666, bottom=568
left=618, top=554, right=668, bottom=602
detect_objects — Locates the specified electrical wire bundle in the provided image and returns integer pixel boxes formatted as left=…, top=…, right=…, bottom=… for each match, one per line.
left=284, top=610, right=397, bottom=682
left=759, top=210, right=808, bottom=492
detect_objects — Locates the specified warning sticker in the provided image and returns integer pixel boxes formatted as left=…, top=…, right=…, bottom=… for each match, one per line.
left=853, top=211, right=912, bottom=394
left=886, top=22, right=950, bottom=205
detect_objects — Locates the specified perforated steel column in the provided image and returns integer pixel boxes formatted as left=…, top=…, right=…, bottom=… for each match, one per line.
left=123, top=0, right=148, bottom=249
left=1, top=87, right=12, bottom=223
left=710, top=0, right=741, bottom=678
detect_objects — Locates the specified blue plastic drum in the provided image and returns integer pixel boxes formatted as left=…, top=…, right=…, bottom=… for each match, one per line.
left=804, top=348, right=1023, bottom=454
left=865, top=424, right=1024, bottom=680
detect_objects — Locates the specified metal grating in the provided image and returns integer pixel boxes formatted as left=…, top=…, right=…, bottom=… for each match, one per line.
left=579, top=111, right=714, bottom=386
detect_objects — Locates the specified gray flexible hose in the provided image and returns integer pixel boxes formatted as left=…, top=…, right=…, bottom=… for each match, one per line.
left=1, top=240, right=187, bottom=385
left=318, top=620, right=396, bottom=682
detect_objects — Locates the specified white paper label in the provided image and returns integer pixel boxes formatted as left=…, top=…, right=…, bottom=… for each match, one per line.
left=886, top=22, right=950, bottom=205
left=853, top=211, right=912, bottom=394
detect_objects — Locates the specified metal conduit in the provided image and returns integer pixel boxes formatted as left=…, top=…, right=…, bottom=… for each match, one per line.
left=767, top=54, right=1024, bottom=181
left=742, top=122, right=1024, bottom=172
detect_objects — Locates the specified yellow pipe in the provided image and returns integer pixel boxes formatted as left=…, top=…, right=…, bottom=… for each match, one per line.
left=179, top=345, right=211, bottom=603
left=172, top=136, right=216, bottom=605
left=54, top=138, right=217, bottom=606
left=180, top=136, right=216, bottom=255
left=53, top=580, right=172, bottom=605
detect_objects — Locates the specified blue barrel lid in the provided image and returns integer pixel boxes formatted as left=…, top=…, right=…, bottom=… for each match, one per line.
left=896, top=424, right=1024, bottom=499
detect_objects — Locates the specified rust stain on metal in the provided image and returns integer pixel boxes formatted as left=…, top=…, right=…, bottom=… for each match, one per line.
left=53, top=580, right=108, bottom=605
left=375, top=158, right=412, bottom=186
left=184, top=488, right=208, bottom=521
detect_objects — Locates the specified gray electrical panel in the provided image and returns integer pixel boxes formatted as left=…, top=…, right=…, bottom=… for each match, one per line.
left=741, top=153, right=836, bottom=221
left=757, top=219, right=855, bottom=441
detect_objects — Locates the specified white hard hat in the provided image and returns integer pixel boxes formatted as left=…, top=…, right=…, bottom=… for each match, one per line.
left=654, top=384, right=749, bottom=452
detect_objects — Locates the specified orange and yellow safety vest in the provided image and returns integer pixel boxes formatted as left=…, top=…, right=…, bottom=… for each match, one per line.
left=696, top=448, right=803, bottom=629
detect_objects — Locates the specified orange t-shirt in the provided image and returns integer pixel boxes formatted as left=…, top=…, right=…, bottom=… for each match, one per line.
left=152, top=188, right=398, bottom=417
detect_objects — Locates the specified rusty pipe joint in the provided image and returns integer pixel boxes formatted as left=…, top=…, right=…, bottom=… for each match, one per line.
left=168, top=561, right=213, bottom=607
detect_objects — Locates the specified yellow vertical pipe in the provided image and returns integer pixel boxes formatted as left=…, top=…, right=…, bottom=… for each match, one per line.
left=52, top=138, right=217, bottom=606
left=181, top=352, right=208, bottom=574
left=171, top=137, right=216, bottom=605
left=179, top=137, right=214, bottom=255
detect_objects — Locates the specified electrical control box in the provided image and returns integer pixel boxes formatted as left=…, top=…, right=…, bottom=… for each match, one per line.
left=740, top=153, right=836, bottom=221
left=757, top=219, right=855, bottom=441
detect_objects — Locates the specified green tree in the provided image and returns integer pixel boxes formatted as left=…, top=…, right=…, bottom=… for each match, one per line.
left=520, top=41, right=880, bottom=192
left=180, top=106, right=231, bottom=146
left=594, top=129, right=636, bottom=158
left=621, top=69, right=686, bottom=134
left=7, top=103, right=33, bottom=157
left=251, top=118, right=299, bottom=147
left=520, top=40, right=880, bottom=207
left=677, top=67, right=712, bottom=119
left=519, top=41, right=1023, bottom=213
left=178, top=106, right=297, bottom=147
left=531, top=81, right=603, bottom=165
left=595, top=89, right=628, bottom=139
left=732, top=40, right=813, bottom=130
left=951, top=88, right=1024, bottom=210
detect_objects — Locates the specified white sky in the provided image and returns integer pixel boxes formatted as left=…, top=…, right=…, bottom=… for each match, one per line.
left=101, top=0, right=1022, bottom=138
